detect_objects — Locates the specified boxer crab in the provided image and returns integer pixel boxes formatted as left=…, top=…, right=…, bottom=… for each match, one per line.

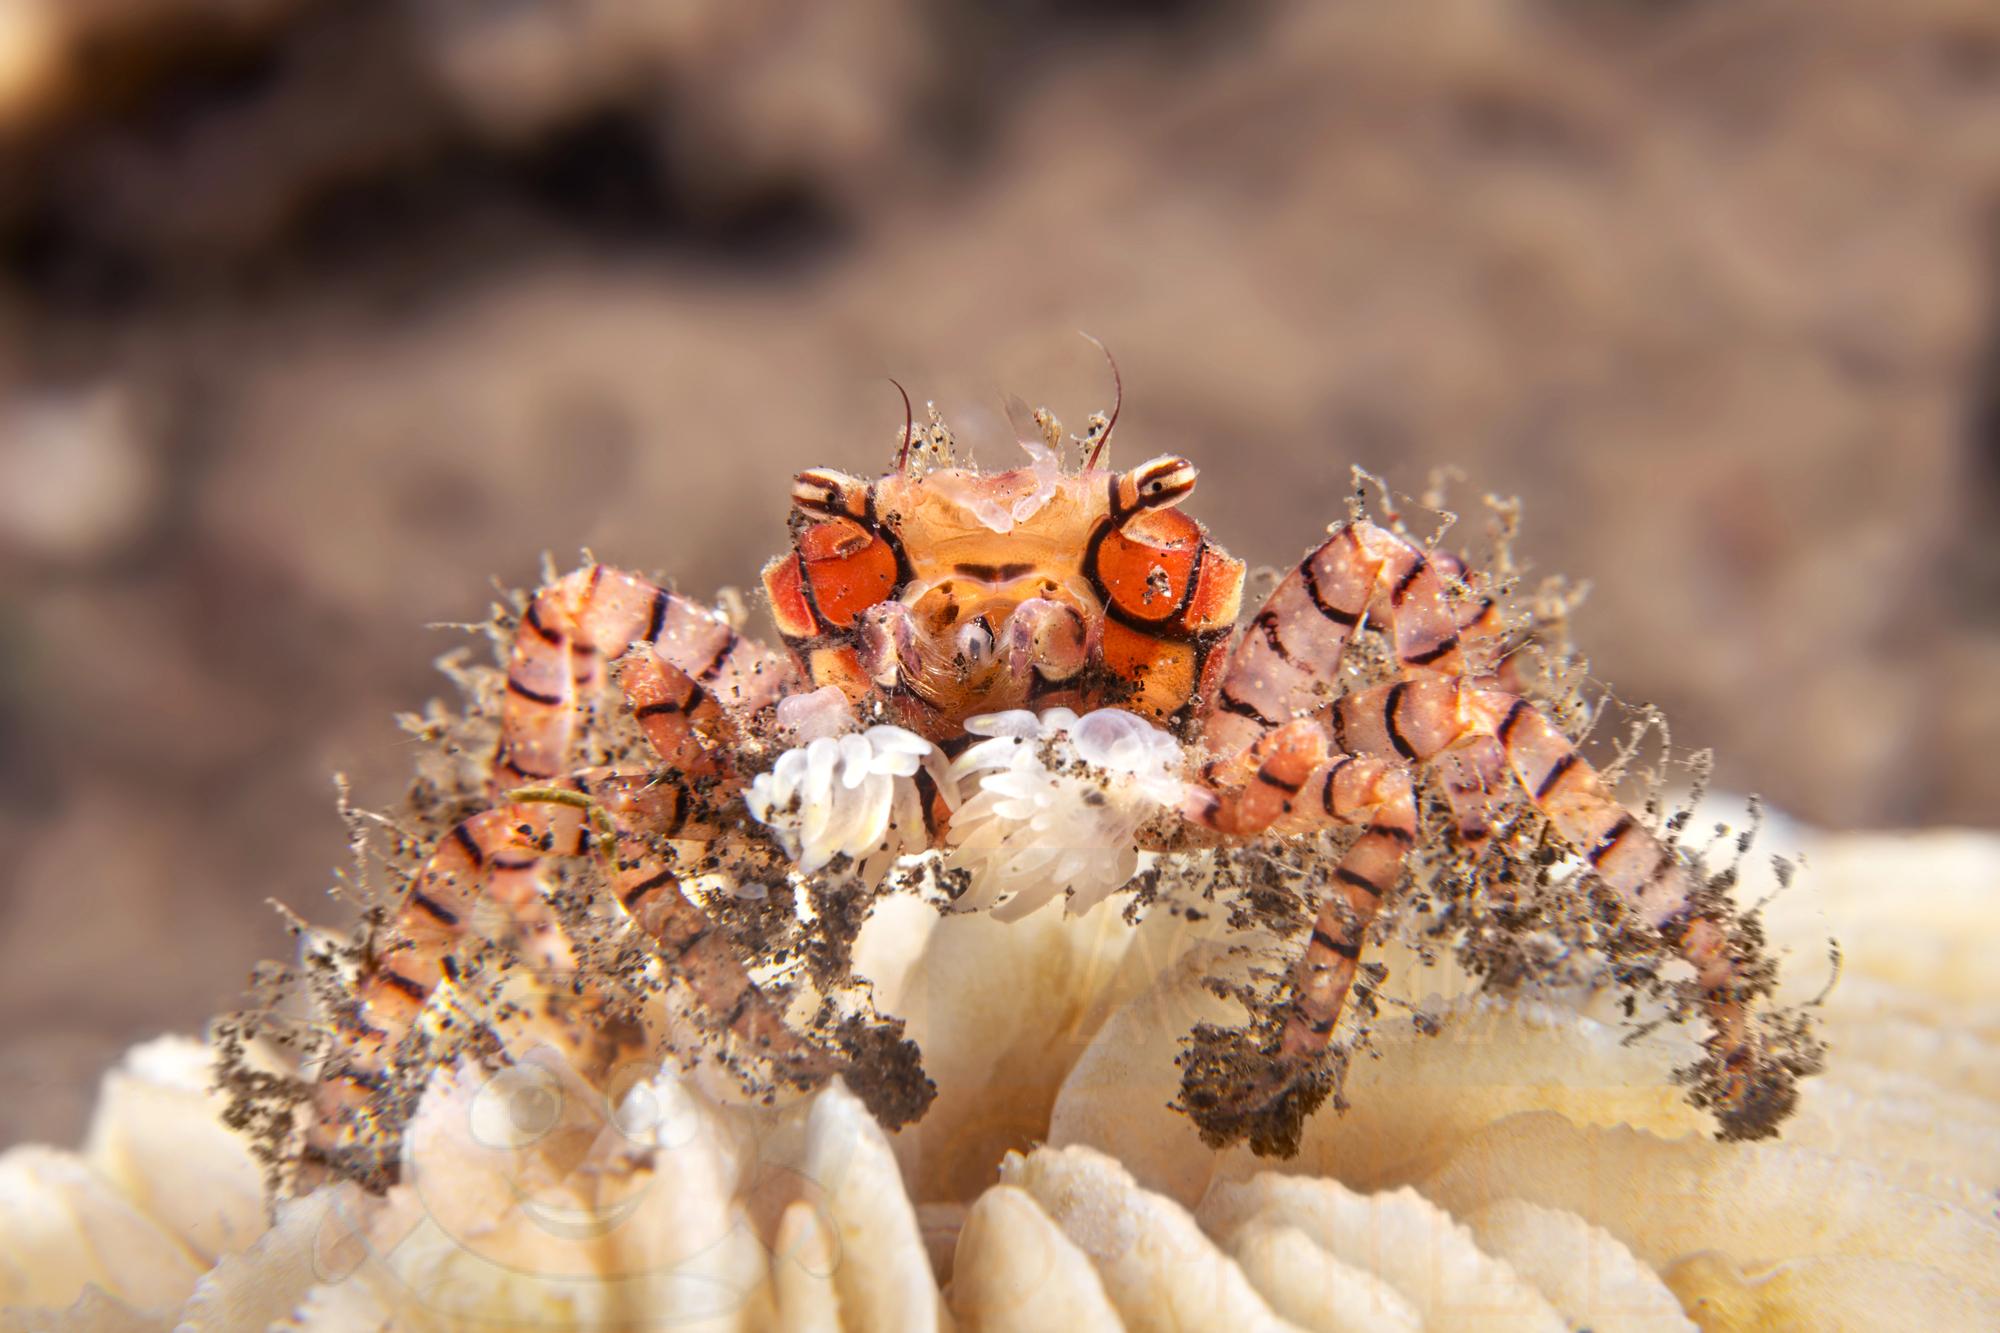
left=286, top=380, right=1819, bottom=1187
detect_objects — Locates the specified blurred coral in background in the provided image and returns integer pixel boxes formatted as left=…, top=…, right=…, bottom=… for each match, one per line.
left=1, top=0, right=1996, bottom=1192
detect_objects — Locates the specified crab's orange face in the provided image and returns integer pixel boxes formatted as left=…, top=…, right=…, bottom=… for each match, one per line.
left=762, top=449, right=1244, bottom=736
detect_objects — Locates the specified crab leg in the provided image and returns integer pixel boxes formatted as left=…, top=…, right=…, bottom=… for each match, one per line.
left=498, top=565, right=794, bottom=790
left=1434, top=735, right=1509, bottom=845
left=1332, top=677, right=1771, bottom=1130
left=1191, top=656, right=1778, bottom=1139
left=600, top=827, right=837, bottom=1075
left=310, top=767, right=835, bottom=1174
left=1276, top=758, right=1419, bottom=1060
left=1200, top=521, right=1469, bottom=766
left=1185, top=722, right=1420, bottom=1060
left=348, top=770, right=719, bottom=1049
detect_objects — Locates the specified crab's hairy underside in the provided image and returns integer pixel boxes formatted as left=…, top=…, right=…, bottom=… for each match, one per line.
left=221, top=380, right=1822, bottom=1193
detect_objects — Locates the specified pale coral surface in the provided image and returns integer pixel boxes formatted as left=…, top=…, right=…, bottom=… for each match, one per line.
left=4, top=823, right=1995, bottom=1331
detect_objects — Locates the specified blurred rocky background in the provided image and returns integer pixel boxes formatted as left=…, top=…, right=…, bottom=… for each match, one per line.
left=3, top=0, right=1998, bottom=1145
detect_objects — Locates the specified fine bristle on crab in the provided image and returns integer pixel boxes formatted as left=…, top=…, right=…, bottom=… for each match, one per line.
left=234, top=368, right=1821, bottom=1191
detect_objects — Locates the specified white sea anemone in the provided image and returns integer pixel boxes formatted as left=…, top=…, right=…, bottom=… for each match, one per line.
left=941, top=707, right=1188, bottom=922
left=743, top=724, right=945, bottom=880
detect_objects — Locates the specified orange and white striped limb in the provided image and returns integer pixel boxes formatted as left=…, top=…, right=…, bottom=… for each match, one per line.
left=308, top=766, right=833, bottom=1176
left=1330, top=675, right=1772, bottom=1126
left=497, top=565, right=795, bottom=791
left=1185, top=721, right=1420, bottom=1063
left=1200, top=521, right=1472, bottom=766
left=1189, top=510, right=1779, bottom=1138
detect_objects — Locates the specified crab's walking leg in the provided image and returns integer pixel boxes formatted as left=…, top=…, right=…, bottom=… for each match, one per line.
left=1184, top=723, right=1420, bottom=1061
left=1434, top=736, right=1509, bottom=846
left=1274, top=757, right=1419, bottom=1062
left=602, top=830, right=830, bottom=1070
left=497, top=565, right=795, bottom=790
left=367, top=770, right=823, bottom=1067
left=1430, top=550, right=1504, bottom=644
left=1200, top=521, right=1468, bottom=766
left=309, top=768, right=833, bottom=1173
left=1334, top=678, right=1771, bottom=1127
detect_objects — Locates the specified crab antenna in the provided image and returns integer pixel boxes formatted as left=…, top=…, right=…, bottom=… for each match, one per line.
left=1080, top=331, right=1122, bottom=469
left=891, top=377, right=916, bottom=471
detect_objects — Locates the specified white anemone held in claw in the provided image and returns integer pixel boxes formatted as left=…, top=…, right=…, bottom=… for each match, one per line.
left=745, top=724, right=944, bottom=879
left=944, top=707, right=1188, bottom=921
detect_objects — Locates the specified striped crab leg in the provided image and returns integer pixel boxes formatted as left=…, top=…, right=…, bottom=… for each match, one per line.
left=1332, top=676, right=1786, bottom=1136
left=1198, top=520, right=1472, bottom=768
left=308, top=768, right=836, bottom=1178
left=1184, top=722, right=1420, bottom=1062
left=497, top=565, right=795, bottom=791
left=1433, top=735, right=1510, bottom=846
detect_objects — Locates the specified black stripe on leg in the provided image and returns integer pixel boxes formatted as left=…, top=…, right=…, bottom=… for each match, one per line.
left=645, top=588, right=671, bottom=644
left=1392, top=554, right=1428, bottom=604
left=656, top=783, right=691, bottom=834
left=1383, top=680, right=1417, bottom=761
left=1404, top=633, right=1460, bottom=667
left=450, top=824, right=485, bottom=867
left=695, top=629, right=741, bottom=683
left=1308, top=1012, right=1339, bottom=1034
left=506, top=675, right=565, bottom=707
left=1588, top=815, right=1635, bottom=866
left=1319, top=756, right=1353, bottom=818
left=1218, top=687, right=1280, bottom=728
left=1534, top=752, right=1579, bottom=801
left=1336, top=867, right=1384, bottom=899
left=1300, top=550, right=1364, bottom=626
left=621, top=867, right=677, bottom=910
left=1496, top=698, right=1531, bottom=745
left=499, top=754, right=557, bottom=781
left=378, top=970, right=429, bottom=1003
left=634, top=693, right=694, bottom=719
left=1255, top=762, right=1305, bottom=796
left=1252, top=611, right=1294, bottom=661
left=407, top=890, right=460, bottom=927
left=1312, top=927, right=1362, bottom=960
left=524, top=602, right=563, bottom=646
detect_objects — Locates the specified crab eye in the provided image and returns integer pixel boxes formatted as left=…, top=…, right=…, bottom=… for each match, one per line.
left=791, top=468, right=867, bottom=520
left=1122, top=455, right=1198, bottom=514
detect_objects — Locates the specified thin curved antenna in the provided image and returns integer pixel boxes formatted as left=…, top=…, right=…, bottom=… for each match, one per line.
left=891, top=378, right=915, bottom=470
left=1079, top=332, right=1122, bottom=469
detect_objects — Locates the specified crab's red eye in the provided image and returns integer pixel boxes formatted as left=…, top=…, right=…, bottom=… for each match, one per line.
left=798, top=519, right=898, bottom=628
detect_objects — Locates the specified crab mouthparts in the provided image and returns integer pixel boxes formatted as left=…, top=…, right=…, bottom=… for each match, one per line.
left=859, top=593, right=1095, bottom=718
